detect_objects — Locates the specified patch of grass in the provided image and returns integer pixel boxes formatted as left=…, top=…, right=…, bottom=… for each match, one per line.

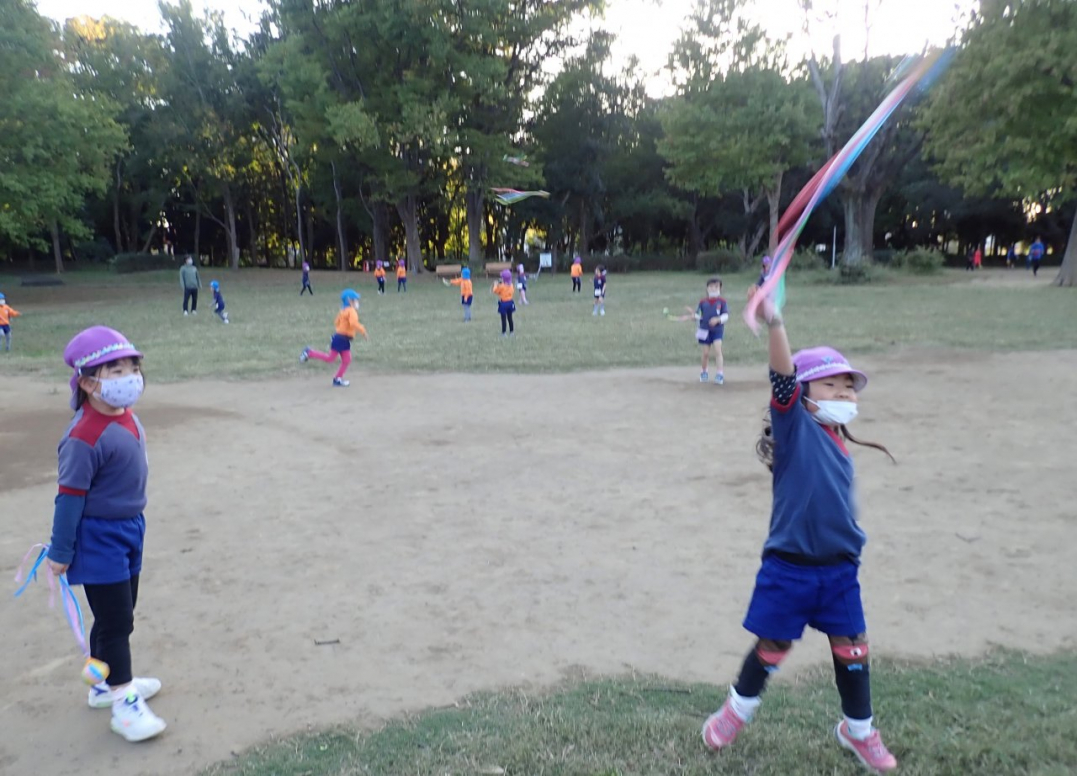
left=204, top=651, right=1077, bottom=776
left=1, top=269, right=1075, bottom=383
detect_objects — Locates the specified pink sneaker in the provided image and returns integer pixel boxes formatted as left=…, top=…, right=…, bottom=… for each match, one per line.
left=701, top=698, right=747, bottom=751
left=835, top=720, right=898, bottom=773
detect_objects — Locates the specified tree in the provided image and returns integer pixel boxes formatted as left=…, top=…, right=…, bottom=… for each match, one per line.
left=0, top=0, right=125, bottom=271
left=921, top=0, right=1077, bottom=286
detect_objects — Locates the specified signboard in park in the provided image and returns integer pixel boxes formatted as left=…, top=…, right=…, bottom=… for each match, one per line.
left=539, top=252, right=553, bottom=268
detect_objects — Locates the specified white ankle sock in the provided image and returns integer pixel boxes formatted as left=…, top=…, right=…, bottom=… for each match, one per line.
left=844, top=715, right=873, bottom=740
left=729, top=687, right=761, bottom=721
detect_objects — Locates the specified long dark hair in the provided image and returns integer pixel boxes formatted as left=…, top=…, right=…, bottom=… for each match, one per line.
left=756, top=406, right=895, bottom=471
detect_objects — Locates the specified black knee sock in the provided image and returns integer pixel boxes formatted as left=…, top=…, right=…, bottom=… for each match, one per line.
left=507, top=312, right=514, bottom=332
left=732, top=649, right=773, bottom=698
left=84, top=575, right=139, bottom=686
left=500, top=313, right=507, bottom=333
left=833, top=658, right=872, bottom=719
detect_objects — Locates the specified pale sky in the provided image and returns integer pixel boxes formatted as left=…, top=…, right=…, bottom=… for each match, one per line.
left=36, top=0, right=972, bottom=96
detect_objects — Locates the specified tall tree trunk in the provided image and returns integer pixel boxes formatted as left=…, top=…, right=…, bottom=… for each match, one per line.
left=113, top=164, right=125, bottom=253
left=396, top=194, right=423, bottom=273
left=1052, top=209, right=1077, bottom=287
left=331, top=161, right=348, bottom=271
left=140, top=225, right=158, bottom=254
left=841, top=188, right=881, bottom=266
left=306, top=205, right=315, bottom=267
left=223, top=183, right=240, bottom=270
left=766, top=171, right=783, bottom=255
left=246, top=202, right=259, bottom=266
left=372, top=202, right=389, bottom=266
left=194, top=209, right=201, bottom=261
left=578, top=198, right=590, bottom=260
left=292, top=167, right=307, bottom=266
left=687, top=198, right=703, bottom=261
left=484, top=201, right=497, bottom=259
left=466, top=187, right=484, bottom=265
left=51, top=218, right=64, bottom=273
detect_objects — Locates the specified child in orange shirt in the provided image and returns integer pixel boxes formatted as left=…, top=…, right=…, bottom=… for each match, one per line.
left=396, top=260, right=407, bottom=292
left=0, top=292, right=21, bottom=352
left=445, top=267, right=474, bottom=322
left=374, top=261, right=386, bottom=294
left=492, top=269, right=516, bottom=336
left=570, top=255, right=583, bottom=293
left=299, top=289, right=368, bottom=387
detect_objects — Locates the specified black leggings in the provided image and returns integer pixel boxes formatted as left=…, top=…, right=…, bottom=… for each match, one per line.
left=183, top=288, right=198, bottom=312
left=300, top=282, right=313, bottom=295
left=84, top=576, right=139, bottom=687
left=572, top=277, right=581, bottom=292
left=500, top=310, right=514, bottom=333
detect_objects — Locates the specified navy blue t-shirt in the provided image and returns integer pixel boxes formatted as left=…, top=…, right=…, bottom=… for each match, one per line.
left=762, top=371, right=865, bottom=563
left=696, top=296, right=728, bottom=333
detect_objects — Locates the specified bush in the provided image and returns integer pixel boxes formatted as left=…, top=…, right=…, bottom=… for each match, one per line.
left=75, top=238, right=115, bottom=265
left=602, top=254, right=641, bottom=274
left=789, top=248, right=826, bottom=271
left=892, top=247, right=945, bottom=274
left=110, top=252, right=182, bottom=274
left=837, top=262, right=876, bottom=284
left=695, top=248, right=745, bottom=273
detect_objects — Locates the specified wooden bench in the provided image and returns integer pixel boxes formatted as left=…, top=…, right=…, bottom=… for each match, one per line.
left=435, top=264, right=463, bottom=279
left=484, top=261, right=511, bottom=278
left=20, top=275, right=65, bottom=287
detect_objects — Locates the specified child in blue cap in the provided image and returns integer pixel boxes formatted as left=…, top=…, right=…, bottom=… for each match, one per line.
left=445, top=267, right=474, bottom=321
left=300, top=289, right=368, bottom=387
left=0, top=292, right=21, bottom=351
left=210, top=281, right=229, bottom=324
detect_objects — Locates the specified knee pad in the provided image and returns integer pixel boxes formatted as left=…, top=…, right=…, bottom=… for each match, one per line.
left=755, top=642, right=791, bottom=670
left=832, top=642, right=869, bottom=668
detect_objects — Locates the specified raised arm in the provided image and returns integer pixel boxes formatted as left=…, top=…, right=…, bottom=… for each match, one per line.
left=757, top=297, right=793, bottom=376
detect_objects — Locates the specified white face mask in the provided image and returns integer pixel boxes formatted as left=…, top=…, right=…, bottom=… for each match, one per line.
left=806, top=398, right=858, bottom=426
left=708, top=290, right=721, bottom=298
left=94, top=373, right=144, bottom=409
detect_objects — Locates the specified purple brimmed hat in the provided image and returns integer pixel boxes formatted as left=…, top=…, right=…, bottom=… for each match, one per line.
left=500, top=269, right=512, bottom=282
left=792, top=346, right=867, bottom=392
left=63, top=326, right=142, bottom=407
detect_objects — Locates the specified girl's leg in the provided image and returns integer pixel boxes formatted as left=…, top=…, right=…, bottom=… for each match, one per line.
left=521, top=289, right=528, bottom=305
left=84, top=578, right=138, bottom=688
left=3, top=329, right=10, bottom=350
left=829, top=634, right=872, bottom=727
left=500, top=311, right=507, bottom=334
left=703, top=638, right=791, bottom=750
left=714, top=341, right=724, bottom=376
left=307, top=348, right=340, bottom=364
left=334, top=350, right=352, bottom=380
left=701, top=346, right=709, bottom=373
left=507, top=310, right=514, bottom=333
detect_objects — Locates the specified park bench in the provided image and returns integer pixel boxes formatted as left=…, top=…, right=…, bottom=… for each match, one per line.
left=21, top=276, right=65, bottom=287
left=484, top=261, right=511, bottom=278
left=435, top=264, right=463, bottom=279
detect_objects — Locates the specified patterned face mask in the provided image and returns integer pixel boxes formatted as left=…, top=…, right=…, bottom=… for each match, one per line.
left=93, top=373, right=144, bottom=409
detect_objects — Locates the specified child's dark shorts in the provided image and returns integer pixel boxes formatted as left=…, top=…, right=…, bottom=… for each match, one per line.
left=462, top=295, right=473, bottom=306
left=742, top=554, right=866, bottom=640
left=497, top=300, right=516, bottom=314
left=697, top=326, right=724, bottom=345
left=0, top=324, right=9, bottom=335
left=67, top=515, right=146, bottom=586
left=330, top=333, right=352, bottom=352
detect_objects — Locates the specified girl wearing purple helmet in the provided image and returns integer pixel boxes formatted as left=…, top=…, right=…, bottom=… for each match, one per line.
left=374, top=260, right=386, bottom=294
left=46, top=326, right=166, bottom=742
left=492, top=269, right=516, bottom=336
left=702, top=297, right=897, bottom=774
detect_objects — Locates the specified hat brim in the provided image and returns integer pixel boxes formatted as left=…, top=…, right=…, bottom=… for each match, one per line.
left=798, top=366, right=867, bottom=392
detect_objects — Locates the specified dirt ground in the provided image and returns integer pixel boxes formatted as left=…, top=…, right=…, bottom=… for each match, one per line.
left=2, top=351, right=1075, bottom=776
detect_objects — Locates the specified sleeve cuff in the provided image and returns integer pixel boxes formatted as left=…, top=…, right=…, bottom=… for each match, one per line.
left=58, top=485, right=87, bottom=496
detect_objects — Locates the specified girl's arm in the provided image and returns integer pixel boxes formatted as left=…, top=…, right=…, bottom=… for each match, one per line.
left=757, top=297, right=793, bottom=375
left=48, top=493, right=85, bottom=574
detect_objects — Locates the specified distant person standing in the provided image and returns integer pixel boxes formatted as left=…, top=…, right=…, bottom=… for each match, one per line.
left=179, top=257, right=201, bottom=315
left=973, top=247, right=983, bottom=270
left=1029, top=238, right=1045, bottom=276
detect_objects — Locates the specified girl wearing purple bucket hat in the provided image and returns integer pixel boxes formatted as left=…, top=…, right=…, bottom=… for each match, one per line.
left=45, top=326, right=167, bottom=742
left=492, top=269, right=516, bottom=336
left=702, top=298, right=897, bottom=774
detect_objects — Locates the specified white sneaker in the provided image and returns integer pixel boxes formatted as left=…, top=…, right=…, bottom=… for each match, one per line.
left=110, top=689, right=167, bottom=742
left=600, top=308, right=605, bottom=316
left=333, top=377, right=350, bottom=387
left=183, top=311, right=188, bottom=316
left=89, top=677, right=162, bottom=709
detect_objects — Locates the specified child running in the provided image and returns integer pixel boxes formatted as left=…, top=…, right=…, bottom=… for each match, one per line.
left=516, top=263, right=529, bottom=305
left=701, top=296, right=898, bottom=773
left=445, top=267, right=474, bottom=322
left=696, top=277, right=728, bottom=384
left=492, top=269, right=516, bottom=336
left=299, top=289, right=368, bottom=387
left=48, top=326, right=166, bottom=742
left=592, top=265, right=606, bottom=316
left=210, top=281, right=229, bottom=324
left=300, top=262, right=313, bottom=296
left=0, top=291, right=21, bottom=352
left=374, top=261, right=387, bottom=294
left=396, top=259, right=407, bottom=292
left=570, top=255, right=583, bottom=293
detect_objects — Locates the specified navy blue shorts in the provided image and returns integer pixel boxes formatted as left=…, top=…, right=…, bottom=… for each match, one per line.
left=698, top=327, right=724, bottom=345
left=498, top=300, right=516, bottom=314
left=0, top=324, right=9, bottom=334
left=462, top=295, right=473, bottom=306
left=329, top=333, right=352, bottom=352
left=742, top=555, right=866, bottom=640
left=67, top=515, right=145, bottom=586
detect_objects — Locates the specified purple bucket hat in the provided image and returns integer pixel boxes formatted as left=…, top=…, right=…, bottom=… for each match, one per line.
left=500, top=269, right=512, bottom=282
left=792, top=346, right=867, bottom=392
left=64, top=326, right=142, bottom=407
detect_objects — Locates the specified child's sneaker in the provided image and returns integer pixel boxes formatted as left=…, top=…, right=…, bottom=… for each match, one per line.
left=600, top=308, right=605, bottom=316
left=592, top=309, right=598, bottom=316
left=701, top=698, right=747, bottom=751
left=110, top=689, right=166, bottom=742
left=700, top=371, right=709, bottom=383
left=715, top=373, right=724, bottom=385
left=835, top=720, right=897, bottom=773
left=299, top=347, right=310, bottom=363
left=332, top=377, right=350, bottom=387
left=89, top=677, right=161, bottom=709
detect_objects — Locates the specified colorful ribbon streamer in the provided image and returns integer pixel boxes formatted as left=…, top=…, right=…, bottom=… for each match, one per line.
left=15, top=543, right=96, bottom=668
left=744, top=49, right=954, bottom=333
